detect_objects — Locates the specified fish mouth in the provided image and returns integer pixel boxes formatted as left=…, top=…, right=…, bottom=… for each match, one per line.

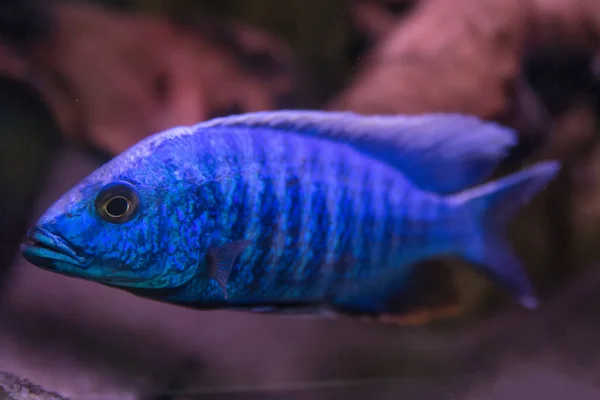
left=21, top=227, right=91, bottom=269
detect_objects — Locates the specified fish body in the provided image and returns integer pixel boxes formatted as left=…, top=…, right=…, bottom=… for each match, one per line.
left=21, top=111, right=560, bottom=318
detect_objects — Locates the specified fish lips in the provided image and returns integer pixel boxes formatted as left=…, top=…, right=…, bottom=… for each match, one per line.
left=21, top=227, right=91, bottom=269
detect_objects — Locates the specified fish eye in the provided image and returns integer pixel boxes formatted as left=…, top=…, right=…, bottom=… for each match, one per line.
left=94, top=181, right=139, bottom=223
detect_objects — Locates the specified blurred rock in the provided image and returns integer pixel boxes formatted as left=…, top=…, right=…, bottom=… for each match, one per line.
left=155, top=0, right=355, bottom=104
left=0, top=40, right=29, bottom=78
left=530, top=0, right=600, bottom=49
left=328, top=0, right=530, bottom=116
left=0, top=371, right=69, bottom=400
left=349, top=0, right=418, bottom=43
left=0, top=1, right=303, bottom=156
left=331, top=0, right=600, bottom=144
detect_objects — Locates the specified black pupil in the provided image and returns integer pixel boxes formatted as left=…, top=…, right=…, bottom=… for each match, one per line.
left=106, top=196, right=129, bottom=217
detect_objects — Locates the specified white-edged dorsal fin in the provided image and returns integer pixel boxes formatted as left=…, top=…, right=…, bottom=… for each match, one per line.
left=195, top=110, right=518, bottom=193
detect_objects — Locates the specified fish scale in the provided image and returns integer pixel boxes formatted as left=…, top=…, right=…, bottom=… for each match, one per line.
left=403, top=190, right=432, bottom=260
left=292, top=139, right=315, bottom=286
left=381, top=175, right=396, bottom=268
left=275, top=172, right=302, bottom=292
left=231, top=131, right=424, bottom=298
left=252, top=135, right=331, bottom=297
left=192, top=146, right=411, bottom=294
left=220, top=132, right=386, bottom=299
left=264, top=132, right=289, bottom=284
left=261, top=138, right=290, bottom=294
left=230, top=133, right=282, bottom=296
left=370, top=173, right=386, bottom=270
left=354, top=164, right=374, bottom=277
left=252, top=134, right=286, bottom=291
left=271, top=136, right=302, bottom=293
left=320, top=146, right=343, bottom=291
left=256, top=177, right=279, bottom=291
left=238, top=134, right=267, bottom=289
left=304, top=179, right=329, bottom=291
left=330, top=162, right=354, bottom=289
left=319, top=150, right=350, bottom=293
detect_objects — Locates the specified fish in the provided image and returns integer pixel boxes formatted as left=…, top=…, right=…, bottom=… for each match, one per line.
left=20, top=110, right=560, bottom=322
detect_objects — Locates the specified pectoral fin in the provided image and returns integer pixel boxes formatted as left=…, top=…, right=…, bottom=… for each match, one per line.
left=207, top=239, right=253, bottom=298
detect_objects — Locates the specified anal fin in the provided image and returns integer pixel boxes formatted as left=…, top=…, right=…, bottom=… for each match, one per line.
left=331, top=260, right=463, bottom=326
left=356, top=304, right=463, bottom=326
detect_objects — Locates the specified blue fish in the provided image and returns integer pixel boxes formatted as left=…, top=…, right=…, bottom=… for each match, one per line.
left=21, top=111, right=560, bottom=321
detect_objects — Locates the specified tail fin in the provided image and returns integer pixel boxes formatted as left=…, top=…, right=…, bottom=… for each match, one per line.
left=450, top=161, right=561, bottom=309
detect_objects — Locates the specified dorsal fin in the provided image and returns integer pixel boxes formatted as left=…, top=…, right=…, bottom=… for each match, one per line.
left=195, top=110, right=518, bottom=194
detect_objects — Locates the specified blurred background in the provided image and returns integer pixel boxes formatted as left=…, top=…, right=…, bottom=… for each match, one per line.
left=1, top=0, right=600, bottom=398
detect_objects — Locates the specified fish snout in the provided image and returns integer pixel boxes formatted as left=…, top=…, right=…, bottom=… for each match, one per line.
left=21, top=226, right=91, bottom=269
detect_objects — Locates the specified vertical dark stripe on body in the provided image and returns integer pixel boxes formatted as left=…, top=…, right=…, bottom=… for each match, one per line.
left=263, top=132, right=287, bottom=280
left=249, top=173, right=278, bottom=295
left=370, top=169, right=388, bottom=269
left=251, top=133, right=283, bottom=295
left=290, top=139, right=314, bottom=287
left=328, top=157, right=354, bottom=295
left=402, top=188, right=420, bottom=257
left=264, top=133, right=304, bottom=297
left=392, top=181, right=410, bottom=261
left=410, top=191, right=433, bottom=251
left=224, top=174, right=252, bottom=288
left=357, top=167, right=374, bottom=277
left=303, top=176, right=329, bottom=292
left=240, top=134, right=268, bottom=293
left=380, top=174, right=395, bottom=269
left=318, top=146, right=343, bottom=296
left=274, top=171, right=302, bottom=295
left=228, top=174, right=250, bottom=240
left=217, top=133, right=250, bottom=287
left=397, top=183, right=411, bottom=255
left=326, top=157, right=362, bottom=295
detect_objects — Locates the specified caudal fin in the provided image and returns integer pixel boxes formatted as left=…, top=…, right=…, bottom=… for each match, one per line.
left=450, top=161, right=561, bottom=309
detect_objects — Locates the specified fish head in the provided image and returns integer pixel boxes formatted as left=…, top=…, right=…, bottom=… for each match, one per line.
left=21, top=143, right=207, bottom=290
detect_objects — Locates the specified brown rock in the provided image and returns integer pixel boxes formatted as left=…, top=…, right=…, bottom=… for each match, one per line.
left=8, top=2, right=301, bottom=155
left=329, top=0, right=531, bottom=117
